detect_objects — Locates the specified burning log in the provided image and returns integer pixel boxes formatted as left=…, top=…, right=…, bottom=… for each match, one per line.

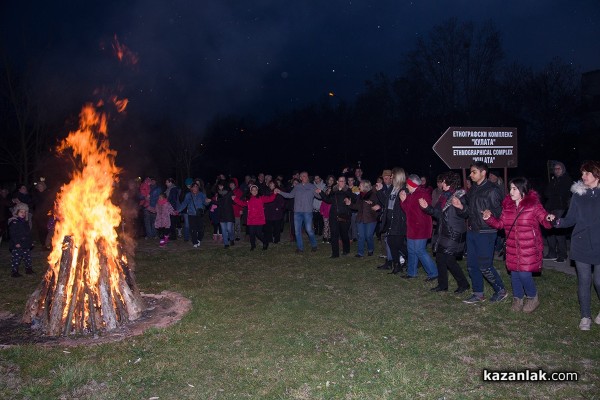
left=22, top=236, right=144, bottom=336
left=22, top=103, right=145, bottom=336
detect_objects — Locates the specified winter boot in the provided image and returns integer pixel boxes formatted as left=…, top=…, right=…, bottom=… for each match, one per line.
left=523, top=295, right=540, bottom=313
left=511, top=297, right=524, bottom=312
left=377, top=260, right=392, bottom=270
left=389, top=262, right=403, bottom=275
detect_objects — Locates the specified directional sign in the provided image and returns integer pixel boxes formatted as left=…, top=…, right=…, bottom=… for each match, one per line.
left=433, top=127, right=518, bottom=169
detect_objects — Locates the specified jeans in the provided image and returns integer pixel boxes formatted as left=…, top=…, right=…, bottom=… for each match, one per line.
left=575, top=261, right=600, bottom=318
left=183, top=214, right=190, bottom=241
left=357, top=222, right=376, bottom=256
left=510, top=271, right=537, bottom=298
left=143, top=209, right=157, bottom=238
left=407, top=238, right=438, bottom=278
left=466, top=231, right=505, bottom=295
left=294, top=212, right=317, bottom=251
left=350, top=213, right=358, bottom=240
left=220, top=222, right=234, bottom=245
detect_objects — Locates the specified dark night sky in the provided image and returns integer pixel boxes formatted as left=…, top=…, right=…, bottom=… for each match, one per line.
left=2, top=0, right=599, bottom=132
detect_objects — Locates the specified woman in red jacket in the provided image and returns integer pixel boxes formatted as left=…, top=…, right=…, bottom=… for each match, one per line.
left=483, top=177, right=552, bottom=313
left=232, top=184, right=275, bottom=250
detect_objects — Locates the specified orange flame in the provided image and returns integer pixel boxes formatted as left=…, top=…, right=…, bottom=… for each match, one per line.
left=49, top=104, right=125, bottom=324
left=111, top=96, right=129, bottom=113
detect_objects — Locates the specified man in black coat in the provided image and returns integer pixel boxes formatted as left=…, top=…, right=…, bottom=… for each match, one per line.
left=543, top=161, right=573, bottom=263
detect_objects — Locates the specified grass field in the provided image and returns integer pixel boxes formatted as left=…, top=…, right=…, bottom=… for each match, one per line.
left=0, top=232, right=599, bottom=399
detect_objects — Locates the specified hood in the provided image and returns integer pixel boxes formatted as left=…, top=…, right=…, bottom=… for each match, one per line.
left=501, top=189, right=541, bottom=209
left=552, top=160, right=567, bottom=176
left=571, top=180, right=589, bottom=196
left=12, top=202, right=29, bottom=216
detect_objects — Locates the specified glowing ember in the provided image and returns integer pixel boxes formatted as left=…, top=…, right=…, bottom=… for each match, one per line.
left=112, top=34, right=139, bottom=66
left=23, top=103, right=144, bottom=336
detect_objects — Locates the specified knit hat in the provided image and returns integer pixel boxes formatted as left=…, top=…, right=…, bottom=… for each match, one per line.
left=184, top=178, right=193, bottom=186
left=382, top=169, right=392, bottom=177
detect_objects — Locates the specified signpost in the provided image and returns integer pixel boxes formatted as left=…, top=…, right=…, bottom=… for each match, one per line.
left=433, top=127, right=518, bottom=169
left=433, top=126, right=518, bottom=190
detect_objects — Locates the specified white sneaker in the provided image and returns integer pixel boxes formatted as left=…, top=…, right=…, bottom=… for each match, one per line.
left=579, top=317, right=592, bottom=331
left=595, top=312, right=600, bottom=325
left=193, top=242, right=201, bottom=248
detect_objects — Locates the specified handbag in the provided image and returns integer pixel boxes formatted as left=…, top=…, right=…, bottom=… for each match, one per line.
left=498, top=207, right=523, bottom=256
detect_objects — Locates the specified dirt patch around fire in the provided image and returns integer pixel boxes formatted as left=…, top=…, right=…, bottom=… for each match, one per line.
left=0, top=291, right=191, bottom=348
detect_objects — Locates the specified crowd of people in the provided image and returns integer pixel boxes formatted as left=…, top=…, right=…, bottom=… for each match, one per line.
left=1, top=160, right=599, bottom=331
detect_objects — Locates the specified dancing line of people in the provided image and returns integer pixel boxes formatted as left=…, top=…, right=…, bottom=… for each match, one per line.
left=2, top=160, right=599, bottom=331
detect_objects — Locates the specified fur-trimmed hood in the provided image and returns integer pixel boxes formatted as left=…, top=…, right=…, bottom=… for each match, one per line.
left=501, top=189, right=541, bottom=210
left=571, top=180, right=592, bottom=196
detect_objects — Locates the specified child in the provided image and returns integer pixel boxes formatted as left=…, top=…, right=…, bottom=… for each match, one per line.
left=154, top=193, right=176, bottom=246
left=232, top=184, right=275, bottom=250
left=215, top=180, right=235, bottom=248
left=8, top=203, right=34, bottom=277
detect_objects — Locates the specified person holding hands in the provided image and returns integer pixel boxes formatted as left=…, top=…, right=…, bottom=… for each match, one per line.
left=482, top=177, right=551, bottom=313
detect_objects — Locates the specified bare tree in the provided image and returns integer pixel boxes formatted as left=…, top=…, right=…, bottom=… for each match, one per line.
left=405, top=18, right=504, bottom=119
left=0, top=57, right=47, bottom=184
left=168, top=128, right=203, bottom=182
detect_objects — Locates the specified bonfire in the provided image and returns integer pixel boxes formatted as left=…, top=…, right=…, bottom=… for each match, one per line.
left=22, top=103, right=144, bottom=336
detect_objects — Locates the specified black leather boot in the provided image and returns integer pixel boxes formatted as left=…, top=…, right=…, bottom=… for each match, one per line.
left=389, top=262, right=402, bottom=274
left=377, top=260, right=392, bottom=270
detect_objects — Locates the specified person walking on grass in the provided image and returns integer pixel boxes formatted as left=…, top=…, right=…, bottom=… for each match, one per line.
left=275, top=171, right=319, bottom=253
left=215, top=180, right=235, bottom=248
left=453, top=162, right=508, bottom=304
left=316, top=176, right=353, bottom=258
left=399, top=174, right=438, bottom=281
left=420, top=171, right=470, bottom=294
left=349, top=180, right=379, bottom=258
left=177, top=183, right=210, bottom=248
left=232, top=184, right=276, bottom=250
left=543, top=161, right=572, bottom=263
left=155, top=193, right=176, bottom=247
left=374, top=168, right=408, bottom=275
left=548, top=160, right=600, bottom=331
left=483, top=177, right=552, bottom=313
